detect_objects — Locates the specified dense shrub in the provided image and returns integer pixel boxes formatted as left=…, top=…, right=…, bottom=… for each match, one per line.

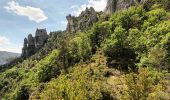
left=14, top=85, right=30, bottom=100
left=39, top=65, right=109, bottom=100
left=143, top=0, right=170, bottom=11
left=142, top=8, right=168, bottom=31
left=121, top=67, right=168, bottom=100
left=154, top=0, right=170, bottom=11
left=127, top=28, right=147, bottom=55
left=110, top=6, right=144, bottom=29
left=36, top=49, right=60, bottom=82
left=68, top=32, right=92, bottom=64
left=103, top=26, right=136, bottom=69
left=91, top=21, right=112, bottom=47
left=137, top=21, right=170, bottom=69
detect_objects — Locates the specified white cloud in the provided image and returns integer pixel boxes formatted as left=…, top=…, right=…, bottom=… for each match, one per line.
left=0, top=44, right=22, bottom=53
left=71, top=0, right=107, bottom=16
left=0, top=36, right=21, bottom=53
left=4, top=1, right=48, bottom=23
left=0, top=36, right=10, bottom=45
left=71, top=5, right=79, bottom=9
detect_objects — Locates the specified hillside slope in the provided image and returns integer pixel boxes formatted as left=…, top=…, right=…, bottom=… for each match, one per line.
left=0, top=0, right=170, bottom=100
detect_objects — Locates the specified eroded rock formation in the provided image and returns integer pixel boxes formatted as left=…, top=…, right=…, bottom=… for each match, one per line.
left=105, top=0, right=147, bottom=15
left=21, top=28, right=48, bottom=58
left=35, top=29, right=48, bottom=49
left=66, top=7, right=98, bottom=33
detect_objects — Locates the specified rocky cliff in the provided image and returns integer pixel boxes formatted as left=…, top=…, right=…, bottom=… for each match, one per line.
left=105, top=0, right=147, bottom=14
left=21, top=1, right=148, bottom=58
left=21, top=28, right=48, bottom=58
left=21, top=7, right=98, bottom=58
left=66, top=7, right=98, bottom=33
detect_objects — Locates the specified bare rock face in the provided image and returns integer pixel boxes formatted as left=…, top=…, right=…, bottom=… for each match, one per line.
left=35, top=28, right=48, bottom=49
left=105, top=0, right=147, bottom=15
left=23, top=38, right=28, bottom=48
left=21, top=28, right=48, bottom=58
left=66, top=15, right=76, bottom=33
left=105, top=0, right=117, bottom=14
left=66, top=7, right=98, bottom=33
left=21, top=38, right=28, bottom=57
left=28, top=34, right=35, bottom=46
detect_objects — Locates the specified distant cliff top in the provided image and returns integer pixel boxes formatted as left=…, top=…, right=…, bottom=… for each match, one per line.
left=21, top=28, right=48, bottom=58
left=105, top=0, right=147, bottom=14
left=66, top=7, right=98, bottom=33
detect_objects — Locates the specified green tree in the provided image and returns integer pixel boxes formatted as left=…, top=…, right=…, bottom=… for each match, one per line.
left=37, top=50, right=60, bottom=82
left=68, top=32, right=92, bottom=64
left=103, top=26, right=136, bottom=69
left=122, top=67, right=167, bottom=100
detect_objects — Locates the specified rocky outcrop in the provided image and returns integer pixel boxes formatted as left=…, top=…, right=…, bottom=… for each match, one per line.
left=35, top=29, right=48, bottom=49
left=66, top=15, right=76, bottom=33
left=105, top=0, right=147, bottom=15
left=66, top=7, right=98, bottom=33
left=21, top=28, right=48, bottom=58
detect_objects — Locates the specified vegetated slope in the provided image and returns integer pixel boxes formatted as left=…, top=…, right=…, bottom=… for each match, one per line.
left=0, top=51, right=20, bottom=65
left=0, top=1, right=170, bottom=100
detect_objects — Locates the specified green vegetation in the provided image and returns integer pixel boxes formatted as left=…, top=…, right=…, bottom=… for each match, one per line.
left=122, top=67, right=168, bottom=100
left=0, top=1, right=170, bottom=100
left=39, top=65, right=107, bottom=100
left=68, top=32, right=92, bottom=64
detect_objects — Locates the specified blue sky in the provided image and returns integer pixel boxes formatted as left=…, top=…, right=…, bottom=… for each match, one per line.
left=0, top=0, right=107, bottom=53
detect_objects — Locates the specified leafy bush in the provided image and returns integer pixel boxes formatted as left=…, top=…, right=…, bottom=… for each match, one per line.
left=36, top=49, right=60, bottom=82
left=110, top=6, right=144, bottom=29
left=137, top=21, right=170, bottom=69
left=127, top=28, right=147, bottom=55
left=121, top=67, right=168, bottom=100
left=154, top=0, right=170, bottom=11
left=39, top=65, right=109, bottom=100
left=91, top=21, right=112, bottom=47
left=103, top=26, right=136, bottom=69
left=68, top=32, right=92, bottom=64
left=142, top=8, right=168, bottom=30
left=14, top=85, right=30, bottom=100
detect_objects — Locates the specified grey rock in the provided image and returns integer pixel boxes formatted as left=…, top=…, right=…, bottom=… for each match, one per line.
left=21, top=38, right=28, bottom=57
left=35, top=28, right=48, bottom=49
left=23, top=38, right=28, bottom=48
left=28, top=34, right=35, bottom=46
left=105, top=0, right=147, bottom=15
left=66, top=7, right=98, bottom=33
left=66, top=14, right=76, bottom=33
left=21, top=28, right=48, bottom=58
